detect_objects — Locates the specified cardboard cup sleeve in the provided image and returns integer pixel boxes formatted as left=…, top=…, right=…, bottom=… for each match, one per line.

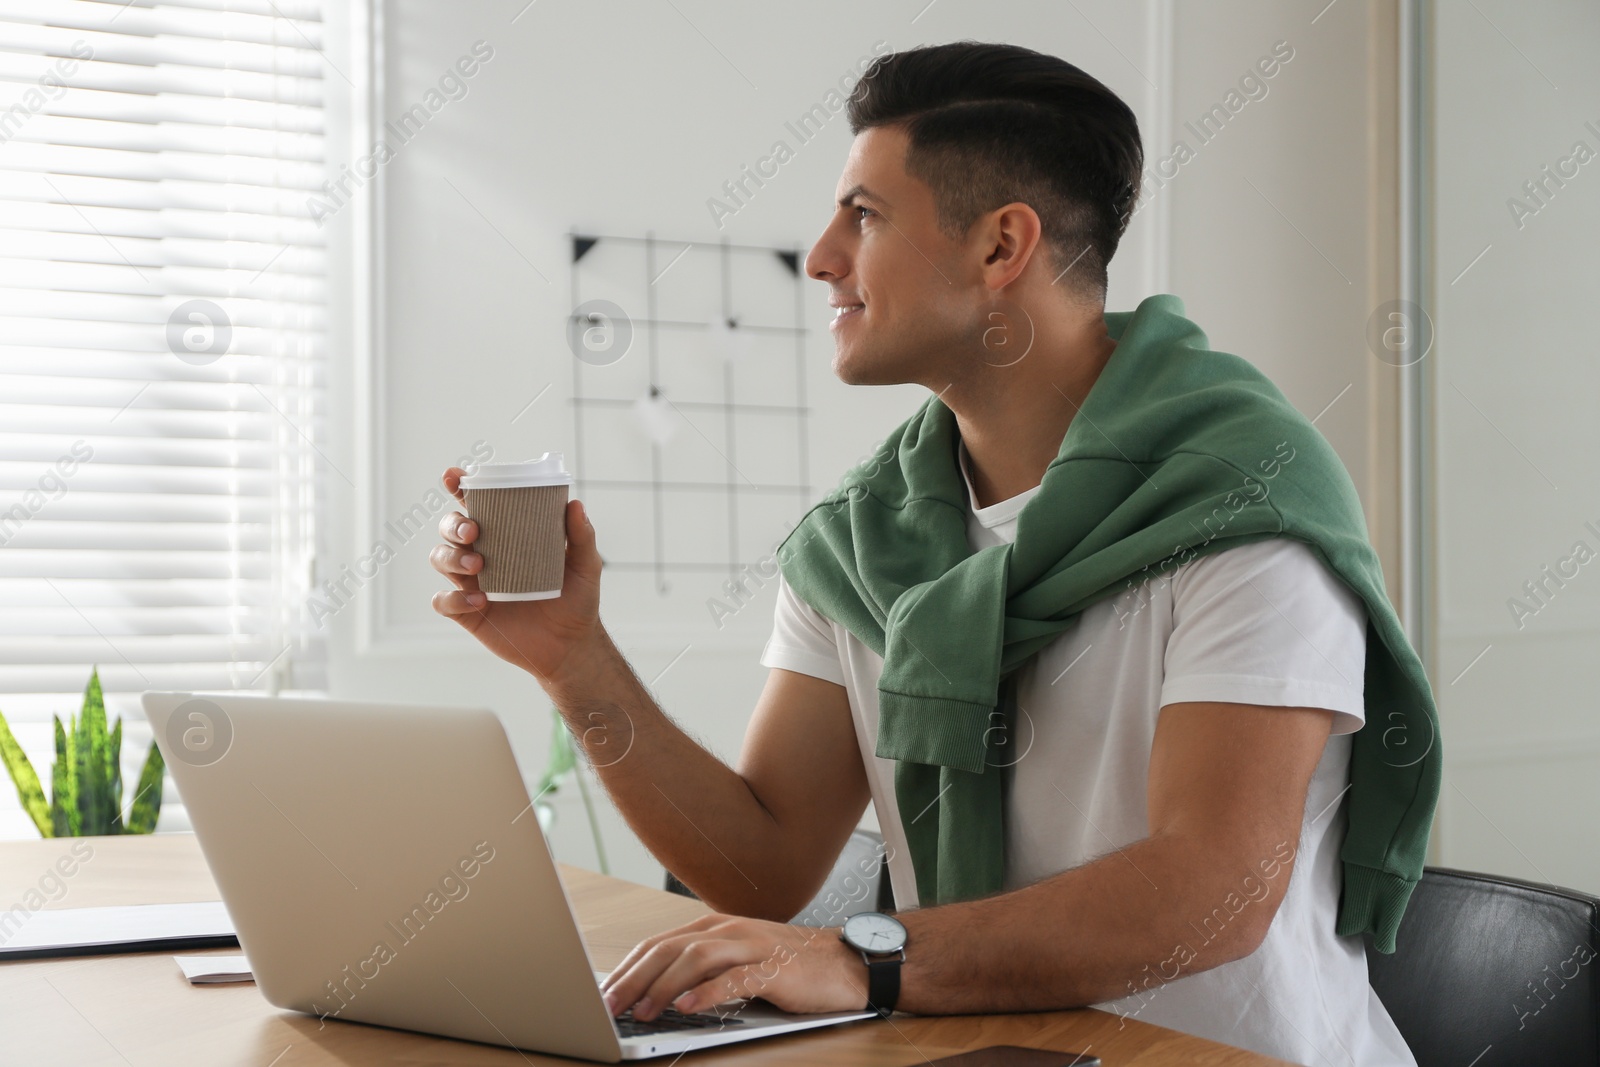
left=462, top=484, right=569, bottom=600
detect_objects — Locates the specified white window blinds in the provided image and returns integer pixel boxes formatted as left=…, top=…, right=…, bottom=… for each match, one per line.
left=0, top=0, right=329, bottom=758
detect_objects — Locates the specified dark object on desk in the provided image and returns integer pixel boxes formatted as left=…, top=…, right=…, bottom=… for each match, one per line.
left=921, top=1047, right=1100, bottom=1067
left=0, top=901, right=238, bottom=961
left=1363, top=865, right=1600, bottom=1067
left=1, top=934, right=239, bottom=963
left=665, top=827, right=895, bottom=920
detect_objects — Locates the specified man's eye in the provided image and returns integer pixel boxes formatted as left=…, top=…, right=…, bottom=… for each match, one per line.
left=855, top=205, right=874, bottom=220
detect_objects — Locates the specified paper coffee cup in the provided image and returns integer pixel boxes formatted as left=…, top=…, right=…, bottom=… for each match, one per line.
left=459, top=453, right=573, bottom=601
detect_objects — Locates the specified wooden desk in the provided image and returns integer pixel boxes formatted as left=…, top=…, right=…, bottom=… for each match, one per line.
left=0, top=835, right=1291, bottom=1066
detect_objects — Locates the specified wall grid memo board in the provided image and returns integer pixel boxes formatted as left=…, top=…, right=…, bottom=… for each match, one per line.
left=566, top=230, right=815, bottom=597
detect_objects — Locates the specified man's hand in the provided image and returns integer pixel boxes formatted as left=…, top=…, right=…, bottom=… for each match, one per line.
left=429, top=465, right=872, bottom=926
left=429, top=466, right=605, bottom=685
left=600, top=914, right=869, bottom=1021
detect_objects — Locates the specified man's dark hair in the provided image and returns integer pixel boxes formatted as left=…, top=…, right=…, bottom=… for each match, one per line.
left=847, top=41, right=1142, bottom=301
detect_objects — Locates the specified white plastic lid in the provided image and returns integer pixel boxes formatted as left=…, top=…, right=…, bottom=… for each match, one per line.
left=458, top=452, right=573, bottom=488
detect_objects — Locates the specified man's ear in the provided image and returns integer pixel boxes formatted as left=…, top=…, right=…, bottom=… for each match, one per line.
left=978, top=201, right=1046, bottom=287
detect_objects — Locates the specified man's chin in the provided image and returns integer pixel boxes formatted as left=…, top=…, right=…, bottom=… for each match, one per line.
left=832, top=348, right=913, bottom=387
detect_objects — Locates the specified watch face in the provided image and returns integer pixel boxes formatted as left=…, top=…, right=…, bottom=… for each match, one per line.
left=842, top=912, right=907, bottom=954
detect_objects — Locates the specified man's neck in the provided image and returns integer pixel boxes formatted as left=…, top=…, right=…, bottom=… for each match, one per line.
left=947, top=316, right=1117, bottom=511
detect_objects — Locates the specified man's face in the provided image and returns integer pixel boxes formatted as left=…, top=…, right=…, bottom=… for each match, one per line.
left=806, top=125, right=978, bottom=387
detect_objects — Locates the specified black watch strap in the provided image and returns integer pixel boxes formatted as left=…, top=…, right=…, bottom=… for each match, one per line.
left=862, top=951, right=902, bottom=1017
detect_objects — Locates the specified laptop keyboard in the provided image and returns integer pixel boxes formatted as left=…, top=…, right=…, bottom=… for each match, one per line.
left=614, top=1007, right=747, bottom=1037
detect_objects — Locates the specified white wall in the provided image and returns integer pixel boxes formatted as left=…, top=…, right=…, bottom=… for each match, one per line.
left=314, top=0, right=1411, bottom=888
left=1429, top=0, right=1600, bottom=892
left=1165, top=0, right=1406, bottom=597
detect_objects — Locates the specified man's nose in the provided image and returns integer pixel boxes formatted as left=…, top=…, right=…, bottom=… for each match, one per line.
left=806, top=231, right=843, bottom=282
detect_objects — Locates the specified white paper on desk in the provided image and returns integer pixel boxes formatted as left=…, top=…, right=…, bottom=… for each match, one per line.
left=0, top=901, right=234, bottom=956
left=176, top=954, right=254, bottom=984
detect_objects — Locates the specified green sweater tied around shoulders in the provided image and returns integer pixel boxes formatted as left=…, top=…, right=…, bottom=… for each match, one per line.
left=774, top=293, right=1440, bottom=954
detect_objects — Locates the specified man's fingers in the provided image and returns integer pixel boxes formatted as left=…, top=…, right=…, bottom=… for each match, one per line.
left=602, top=933, right=693, bottom=1014
left=603, top=926, right=678, bottom=991
left=438, top=507, right=477, bottom=546
left=601, top=914, right=721, bottom=997
left=642, top=940, right=771, bottom=1020
left=626, top=938, right=764, bottom=1022
left=674, top=966, right=762, bottom=1016
left=442, top=466, right=467, bottom=504
left=429, top=541, right=481, bottom=582
left=431, top=588, right=486, bottom=617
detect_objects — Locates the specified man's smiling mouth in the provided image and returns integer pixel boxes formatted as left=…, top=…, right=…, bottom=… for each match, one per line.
left=830, top=301, right=865, bottom=328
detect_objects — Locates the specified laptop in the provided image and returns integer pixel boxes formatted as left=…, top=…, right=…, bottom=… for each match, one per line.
left=141, top=692, right=875, bottom=1062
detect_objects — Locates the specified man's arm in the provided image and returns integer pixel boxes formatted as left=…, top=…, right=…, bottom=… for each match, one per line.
left=887, top=699, right=1332, bottom=1012
left=545, top=640, right=871, bottom=920
left=429, top=469, right=869, bottom=919
left=599, top=698, right=1335, bottom=1020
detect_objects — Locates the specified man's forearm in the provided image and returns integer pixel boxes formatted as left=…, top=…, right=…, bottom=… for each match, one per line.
left=892, top=830, right=1297, bottom=1015
left=539, top=627, right=797, bottom=917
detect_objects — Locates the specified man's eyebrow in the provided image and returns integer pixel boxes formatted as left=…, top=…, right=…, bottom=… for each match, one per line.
left=838, top=184, right=890, bottom=210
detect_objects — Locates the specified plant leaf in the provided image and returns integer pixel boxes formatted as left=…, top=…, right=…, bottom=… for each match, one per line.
left=532, top=709, right=578, bottom=803
left=53, top=714, right=79, bottom=838
left=71, top=707, right=86, bottom=833
left=0, top=708, right=50, bottom=837
left=572, top=758, right=609, bottom=876
left=547, top=709, right=578, bottom=777
left=108, top=716, right=124, bottom=834
left=76, top=669, right=111, bottom=836
left=125, top=737, right=164, bottom=835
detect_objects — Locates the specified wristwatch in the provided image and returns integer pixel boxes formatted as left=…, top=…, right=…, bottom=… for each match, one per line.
left=839, top=911, right=908, bottom=1017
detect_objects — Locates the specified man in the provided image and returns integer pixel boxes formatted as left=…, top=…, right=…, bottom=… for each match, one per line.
left=431, top=42, right=1434, bottom=1065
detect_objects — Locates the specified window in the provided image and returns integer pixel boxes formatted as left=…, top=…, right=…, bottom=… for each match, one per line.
left=0, top=1, right=328, bottom=836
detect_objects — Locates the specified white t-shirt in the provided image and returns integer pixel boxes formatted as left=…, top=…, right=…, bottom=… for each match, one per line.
left=759, top=439, right=1417, bottom=1067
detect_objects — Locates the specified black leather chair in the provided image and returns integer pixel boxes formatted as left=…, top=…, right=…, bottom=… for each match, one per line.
left=1363, top=866, right=1600, bottom=1066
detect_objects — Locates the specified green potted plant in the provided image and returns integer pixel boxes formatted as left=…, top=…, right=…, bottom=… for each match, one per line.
left=0, top=667, right=164, bottom=837
left=533, top=706, right=609, bottom=874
